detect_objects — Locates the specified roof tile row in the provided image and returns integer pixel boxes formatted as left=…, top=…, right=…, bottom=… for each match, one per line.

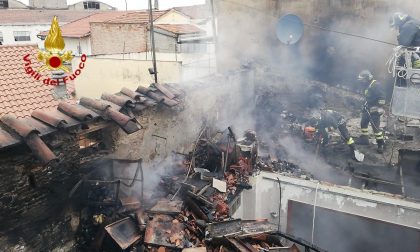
left=0, top=10, right=93, bottom=24
left=0, top=44, right=75, bottom=118
left=0, top=83, right=183, bottom=164
left=0, top=44, right=183, bottom=164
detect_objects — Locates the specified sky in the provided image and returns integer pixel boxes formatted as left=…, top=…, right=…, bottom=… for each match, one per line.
left=17, top=0, right=205, bottom=10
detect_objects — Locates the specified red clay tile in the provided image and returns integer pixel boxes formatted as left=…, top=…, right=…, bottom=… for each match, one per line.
left=0, top=45, right=74, bottom=118
left=39, top=11, right=132, bottom=38
left=154, top=24, right=204, bottom=35
left=0, top=10, right=93, bottom=25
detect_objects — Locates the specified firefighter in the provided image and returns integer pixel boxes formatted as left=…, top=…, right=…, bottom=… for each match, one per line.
left=357, top=70, right=386, bottom=153
left=390, top=12, right=420, bottom=70
left=390, top=12, right=420, bottom=47
left=308, top=110, right=358, bottom=157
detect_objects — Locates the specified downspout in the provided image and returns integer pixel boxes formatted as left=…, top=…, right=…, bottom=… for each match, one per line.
left=175, top=35, right=178, bottom=62
left=148, top=0, right=158, bottom=83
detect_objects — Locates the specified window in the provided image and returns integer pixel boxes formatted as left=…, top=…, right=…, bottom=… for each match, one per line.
left=13, top=31, right=30, bottom=42
left=0, top=0, right=8, bottom=9
left=83, top=1, right=100, bottom=9
left=0, top=32, right=3, bottom=45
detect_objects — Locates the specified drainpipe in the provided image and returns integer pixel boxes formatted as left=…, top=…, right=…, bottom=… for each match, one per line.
left=210, top=0, right=217, bottom=72
left=175, top=35, right=180, bottom=61
left=148, top=0, right=158, bottom=83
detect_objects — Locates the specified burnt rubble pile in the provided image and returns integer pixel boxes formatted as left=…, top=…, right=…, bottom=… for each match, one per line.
left=73, top=128, right=317, bottom=251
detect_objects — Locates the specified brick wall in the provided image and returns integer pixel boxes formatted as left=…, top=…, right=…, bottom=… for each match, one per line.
left=90, top=23, right=147, bottom=55
left=0, top=132, right=81, bottom=250
left=153, top=31, right=177, bottom=53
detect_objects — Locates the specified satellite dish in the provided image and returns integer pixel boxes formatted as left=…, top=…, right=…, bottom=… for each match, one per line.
left=276, top=14, right=304, bottom=45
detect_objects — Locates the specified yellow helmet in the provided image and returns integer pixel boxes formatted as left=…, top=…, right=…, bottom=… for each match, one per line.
left=357, top=70, right=373, bottom=82
left=389, top=12, right=408, bottom=28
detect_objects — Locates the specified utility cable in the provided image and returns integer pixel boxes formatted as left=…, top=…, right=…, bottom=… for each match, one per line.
left=220, top=0, right=397, bottom=46
left=302, top=21, right=397, bottom=46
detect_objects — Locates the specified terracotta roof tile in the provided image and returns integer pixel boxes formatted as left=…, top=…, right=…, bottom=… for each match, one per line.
left=39, top=11, right=133, bottom=38
left=0, top=44, right=74, bottom=118
left=0, top=82, right=182, bottom=158
left=0, top=10, right=93, bottom=24
left=105, top=10, right=167, bottom=24
left=154, top=24, right=204, bottom=35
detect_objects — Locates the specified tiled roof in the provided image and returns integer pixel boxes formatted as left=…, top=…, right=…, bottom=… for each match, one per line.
left=0, top=10, right=93, bottom=24
left=39, top=10, right=168, bottom=38
left=154, top=24, right=204, bottom=35
left=39, top=11, right=130, bottom=38
left=105, top=10, right=168, bottom=24
left=0, top=80, right=183, bottom=164
left=0, top=44, right=74, bottom=118
left=174, top=5, right=211, bottom=20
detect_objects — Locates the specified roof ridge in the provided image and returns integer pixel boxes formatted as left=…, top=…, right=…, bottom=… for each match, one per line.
left=104, top=9, right=169, bottom=24
left=57, top=11, right=107, bottom=27
left=0, top=44, right=38, bottom=48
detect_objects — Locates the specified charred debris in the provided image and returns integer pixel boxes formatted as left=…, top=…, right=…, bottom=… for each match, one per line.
left=71, top=126, right=323, bottom=252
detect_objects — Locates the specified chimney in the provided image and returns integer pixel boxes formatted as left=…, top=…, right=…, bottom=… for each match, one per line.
left=154, top=0, right=159, bottom=10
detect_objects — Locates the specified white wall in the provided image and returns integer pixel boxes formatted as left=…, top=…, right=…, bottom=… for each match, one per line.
left=64, top=37, right=92, bottom=56
left=0, top=25, right=92, bottom=55
left=91, top=52, right=216, bottom=80
left=233, top=171, right=420, bottom=231
left=155, top=10, right=191, bottom=24
left=29, top=0, right=67, bottom=9
left=71, top=56, right=182, bottom=99
left=7, top=0, right=28, bottom=9
left=0, top=24, right=50, bottom=47
left=68, top=1, right=115, bottom=10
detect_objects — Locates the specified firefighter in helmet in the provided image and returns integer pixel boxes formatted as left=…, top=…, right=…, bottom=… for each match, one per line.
left=357, top=70, right=386, bottom=153
left=390, top=12, right=420, bottom=69
left=307, top=109, right=361, bottom=160
left=390, top=12, right=420, bottom=47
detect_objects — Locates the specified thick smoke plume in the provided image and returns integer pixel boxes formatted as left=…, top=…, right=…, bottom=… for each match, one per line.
left=104, top=0, right=420, bottom=227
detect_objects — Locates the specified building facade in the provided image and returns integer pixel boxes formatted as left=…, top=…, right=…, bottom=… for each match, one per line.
left=68, top=1, right=116, bottom=11
left=0, top=0, right=27, bottom=9
left=0, top=10, right=94, bottom=46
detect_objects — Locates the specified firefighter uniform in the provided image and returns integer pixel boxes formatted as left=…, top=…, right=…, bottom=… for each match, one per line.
left=360, top=79, right=386, bottom=153
left=313, top=110, right=356, bottom=151
left=398, top=16, right=420, bottom=70
left=395, top=16, right=420, bottom=47
left=390, top=13, right=420, bottom=77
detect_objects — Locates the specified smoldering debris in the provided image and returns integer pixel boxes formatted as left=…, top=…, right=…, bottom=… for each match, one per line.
left=71, top=127, right=323, bottom=252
